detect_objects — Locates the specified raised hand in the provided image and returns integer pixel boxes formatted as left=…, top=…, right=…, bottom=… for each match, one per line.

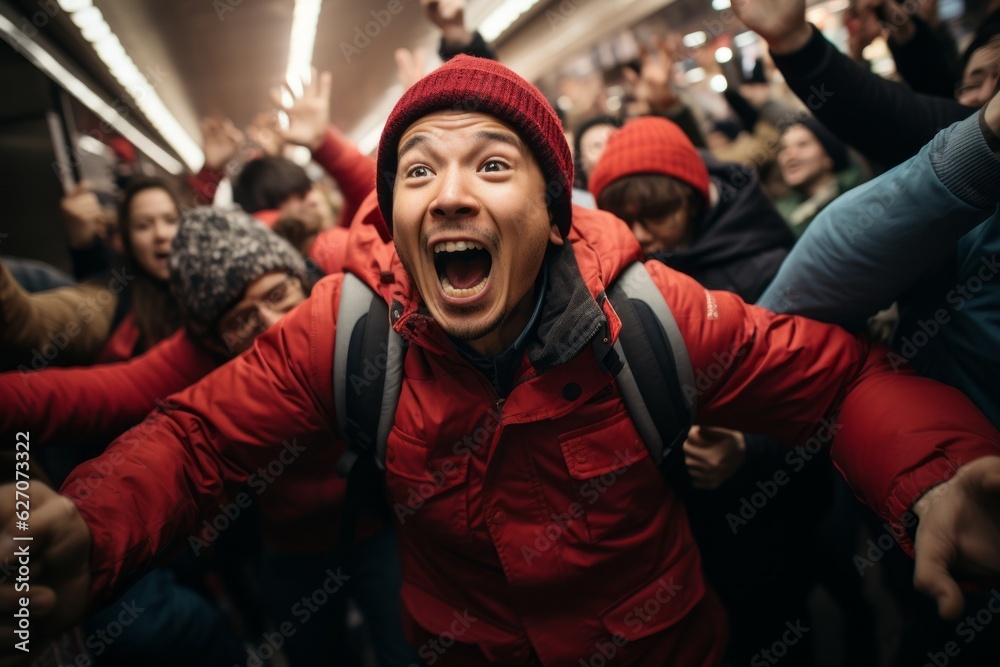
left=245, top=112, right=285, bottom=157
left=731, top=0, right=813, bottom=54
left=272, top=68, right=333, bottom=151
left=0, top=482, right=91, bottom=666
left=60, top=181, right=107, bottom=250
left=623, top=37, right=680, bottom=114
left=200, top=116, right=244, bottom=171
left=683, top=425, right=747, bottom=490
left=421, top=0, right=471, bottom=46
left=913, top=456, right=1000, bottom=619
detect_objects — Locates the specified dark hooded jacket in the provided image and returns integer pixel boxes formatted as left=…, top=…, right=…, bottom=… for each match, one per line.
left=650, top=153, right=795, bottom=303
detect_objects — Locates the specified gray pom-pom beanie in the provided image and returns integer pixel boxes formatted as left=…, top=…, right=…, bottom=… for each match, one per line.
left=169, top=207, right=309, bottom=338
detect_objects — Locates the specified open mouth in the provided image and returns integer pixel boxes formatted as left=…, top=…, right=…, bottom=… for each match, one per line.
left=433, top=240, right=493, bottom=299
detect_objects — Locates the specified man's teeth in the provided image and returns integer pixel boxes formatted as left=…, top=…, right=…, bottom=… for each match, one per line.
left=441, top=275, right=488, bottom=298
left=433, top=241, right=485, bottom=253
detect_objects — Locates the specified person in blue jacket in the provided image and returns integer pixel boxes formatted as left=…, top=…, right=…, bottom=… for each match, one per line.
left=758, top=83, right=1000, bottom=667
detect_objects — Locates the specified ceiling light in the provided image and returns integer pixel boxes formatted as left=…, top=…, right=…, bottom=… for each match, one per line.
left=0, top=13, right=184, bottom=173
left=286, top=0, right=322, bottom=99
left=52, top=1, right=202, bottom=170
left=480, top=0, right=541, bottom=42
left=686, top=67, right=706, bottom=84
left=733, top=31, right=758, bottom=48
left=715, top=47, right=733, bottom=63
left=683, top=31, right=707, bottom=48
left=57, top=0, right=92, bottom=12
left=710, top=74, right=728, bottom=92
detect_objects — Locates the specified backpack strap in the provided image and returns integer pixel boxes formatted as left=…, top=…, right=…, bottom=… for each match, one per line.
left=333, top=273, right=404, bottom=559
left=605, top=262, right=695, bottom=470
left=333, top=273, right=404, bottom=474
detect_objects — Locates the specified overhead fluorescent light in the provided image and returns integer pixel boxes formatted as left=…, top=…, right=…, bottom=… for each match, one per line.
left=709, top=74, right=728, bottom=92
left=715, top=47, right=733, bottom=63
left=683, top=31, right=708, bottom=48
left=480, top=0, right=541, bottom=42
left=286, top=0, right=322, bottom=98
left=712, top=0, right=731, bottom=9
left=0, top=13, right=184, bottom=173
left=53, top=0, right=202, bottom=171
left=686, top=66, right=706, bottom=84
left=733, top=31, right=758, bottom=48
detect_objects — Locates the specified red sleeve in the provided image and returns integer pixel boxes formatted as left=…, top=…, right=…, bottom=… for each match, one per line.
left=308, top=226, right=350, bottom=274
left=1, top=331, right=216, bottom=445
left=60, top=274, right=342, bottom=605
left=185, top=165, right=227, bottom=206
left=645, top=260, right=1000, bottom=551
left=311, top=127, right=376, bottom=228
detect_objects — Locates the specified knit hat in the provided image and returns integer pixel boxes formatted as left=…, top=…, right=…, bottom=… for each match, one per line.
left=780, top=116, right=850, bottom=173
left=588, top=116, right=711, bottom=205
left=169, top=207, right=308, bottom=338
left=375, top=55, right=573, bottom=241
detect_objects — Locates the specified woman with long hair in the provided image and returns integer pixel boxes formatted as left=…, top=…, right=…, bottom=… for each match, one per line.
left=1, top=176, right=186, bottom=368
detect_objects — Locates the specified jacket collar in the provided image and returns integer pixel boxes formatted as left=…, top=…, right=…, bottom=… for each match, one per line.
left=343, top=198, right=642, bottom=369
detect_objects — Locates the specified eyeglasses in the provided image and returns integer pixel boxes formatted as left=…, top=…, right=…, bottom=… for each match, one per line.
left=217, top=275, right=306, bottom=341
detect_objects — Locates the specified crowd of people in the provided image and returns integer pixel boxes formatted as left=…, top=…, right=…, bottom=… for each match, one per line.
left=1, top=0, right=1000, bottom=665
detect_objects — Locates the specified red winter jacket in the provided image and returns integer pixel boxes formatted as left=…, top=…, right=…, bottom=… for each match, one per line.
left=1, top=329, right=350, bottom=554
left=61, top=206, right=1000, bottom=666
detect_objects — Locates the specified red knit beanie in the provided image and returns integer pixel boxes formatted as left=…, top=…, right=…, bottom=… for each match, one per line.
left=375, top=55, right=573, bottom=242
left=587, top=116, right=710, bottom=206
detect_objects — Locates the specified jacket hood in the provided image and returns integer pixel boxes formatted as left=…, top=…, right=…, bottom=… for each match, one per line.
left=654, top=154, right=793, bottom=274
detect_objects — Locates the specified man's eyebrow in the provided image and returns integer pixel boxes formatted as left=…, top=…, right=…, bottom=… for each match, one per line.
left=474, top=130, right=525, bottom=152
left=398, top=134, right=427, bottom=161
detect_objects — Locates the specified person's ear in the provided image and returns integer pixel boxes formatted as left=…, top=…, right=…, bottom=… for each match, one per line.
left=548, top=209, right=564, bottom=246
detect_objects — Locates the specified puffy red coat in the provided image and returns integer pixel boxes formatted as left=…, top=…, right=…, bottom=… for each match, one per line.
left=61, top=206, right=1000, bottom=665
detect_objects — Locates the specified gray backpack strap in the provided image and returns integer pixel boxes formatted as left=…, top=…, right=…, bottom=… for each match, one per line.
left=334, top=272, right=404, bottom=472
left=605, top=262, right=695, bottom=468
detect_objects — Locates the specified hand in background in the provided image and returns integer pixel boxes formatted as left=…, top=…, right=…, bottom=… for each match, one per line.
left=0, top=482, right=91, bottom=666
left=684, top=425, right=748, bottom=490
left=201, top=116, right=244, bottom=171
left=913, top=456, right=1000, bottom=619
left=272, top=68, right=333, bottom=151
left=60, top=182, right=108, bottom=250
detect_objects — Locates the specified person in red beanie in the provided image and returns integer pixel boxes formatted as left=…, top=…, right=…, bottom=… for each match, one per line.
left=588, top=115, right=794, bottom=304
left=4, top=55, right=1000, bottom=667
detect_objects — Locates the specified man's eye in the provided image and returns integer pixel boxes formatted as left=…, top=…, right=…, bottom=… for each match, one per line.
left=267, top=285, right=288, bottom=304
left=407, top=165, right=431, bottom=178
left=481, top=160, right=508, bottom=173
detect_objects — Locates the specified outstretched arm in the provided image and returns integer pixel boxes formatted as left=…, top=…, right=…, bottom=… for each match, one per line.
left=733, top=0, right=973, bottom=168
left=0, top=262, right=115, bottom=368
left=62, top=275, right=342, bottom=606
left=758, top=100, right=1000, bottom=331
left=275, top=69, right=376, bottom=228
left=0, top=330, right=216, bottom=445
left=650, top=260, right=1000, bottom=614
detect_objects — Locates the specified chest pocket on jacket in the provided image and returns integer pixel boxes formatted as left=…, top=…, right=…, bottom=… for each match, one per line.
left=558, top=410, right=659, bottom=543
left=385, top=426, right=471, bottom=541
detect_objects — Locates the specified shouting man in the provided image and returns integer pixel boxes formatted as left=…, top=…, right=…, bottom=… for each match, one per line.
left=3, top=56, right=1000, bottom=667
